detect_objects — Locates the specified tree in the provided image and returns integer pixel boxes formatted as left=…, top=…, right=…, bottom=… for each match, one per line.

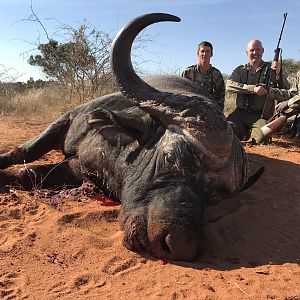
left=28, top=22, right=114, bottom=101
left=281, top=59, right=300, bottom=81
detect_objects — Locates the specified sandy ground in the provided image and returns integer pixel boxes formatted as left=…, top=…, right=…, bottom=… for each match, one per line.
left=0, top=115, right=299, bottom=300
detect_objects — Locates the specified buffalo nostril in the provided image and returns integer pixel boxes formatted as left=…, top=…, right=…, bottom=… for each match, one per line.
left=164, top=231, right=198, bottom=261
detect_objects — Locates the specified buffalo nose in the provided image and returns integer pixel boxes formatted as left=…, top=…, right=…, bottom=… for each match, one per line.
left=154, top=230, right=198, bottom=261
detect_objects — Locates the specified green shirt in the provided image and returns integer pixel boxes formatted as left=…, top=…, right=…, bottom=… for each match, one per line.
left=181, top=64, right=225, bottom=110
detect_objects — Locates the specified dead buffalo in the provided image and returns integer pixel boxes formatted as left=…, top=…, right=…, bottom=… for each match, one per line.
left=0, top=13, right=262, bottom=261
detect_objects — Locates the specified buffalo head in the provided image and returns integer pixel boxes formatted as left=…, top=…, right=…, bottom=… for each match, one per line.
left=109, top=13, right=253, bottom=261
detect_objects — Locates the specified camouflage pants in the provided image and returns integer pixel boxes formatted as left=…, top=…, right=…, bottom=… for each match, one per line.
left=227, top=109, right=270, bottom=144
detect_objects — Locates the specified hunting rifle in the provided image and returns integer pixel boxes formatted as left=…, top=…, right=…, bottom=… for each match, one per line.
left=260, top=13, right=288, bottom=136
left=262, top=12, right=288, bottom=88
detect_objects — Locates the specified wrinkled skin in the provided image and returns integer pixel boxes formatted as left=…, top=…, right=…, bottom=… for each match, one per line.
left=0, top=13, right=258, bottom=261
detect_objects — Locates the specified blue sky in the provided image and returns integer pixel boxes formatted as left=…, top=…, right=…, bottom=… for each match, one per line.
left=0, top=0, right=299, bottom=82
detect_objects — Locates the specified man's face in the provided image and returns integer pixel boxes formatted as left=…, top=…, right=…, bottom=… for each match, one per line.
left=197, top=46, right=212, bottom=65
left=246, top=41, right=264, bottom=65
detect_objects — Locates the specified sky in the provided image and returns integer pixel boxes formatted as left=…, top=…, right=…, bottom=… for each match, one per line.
left=0, top=0, right=299, bottom=82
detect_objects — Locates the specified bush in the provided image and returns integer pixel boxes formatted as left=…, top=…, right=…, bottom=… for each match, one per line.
left=0, top=80, right=117, bottom=123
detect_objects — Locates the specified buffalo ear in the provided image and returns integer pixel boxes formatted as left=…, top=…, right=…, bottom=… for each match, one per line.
left=86, top=108, right=136, bottom=146
left=110, top=108, right=160, bottom=145
left=86, top=108, right=117, bottom=129
left=85, top=107, right=160, bottom=146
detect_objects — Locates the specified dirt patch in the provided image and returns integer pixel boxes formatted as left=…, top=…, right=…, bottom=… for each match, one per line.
left=0, top=115, right=299, bottom=299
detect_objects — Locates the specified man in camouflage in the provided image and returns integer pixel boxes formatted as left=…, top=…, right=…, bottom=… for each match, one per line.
left=275, top=70, right=300, bottom=115
left=181, top=41, right=225, bottom=110
left=226, top=39, right=290, bottom=144
left=274, top=70, right=300, bottom=137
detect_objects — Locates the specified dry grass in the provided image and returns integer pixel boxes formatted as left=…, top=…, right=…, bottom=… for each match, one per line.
left=0, top=83, right=116, bottom=123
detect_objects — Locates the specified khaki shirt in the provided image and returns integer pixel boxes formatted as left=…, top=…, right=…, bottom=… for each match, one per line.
left=226, top=60, right=290, bottom=119
left=287, top=71, right=300, bottom=109
left=268, top=71, right=300, bottom=111
left=181, top=64, right=225, bottom=110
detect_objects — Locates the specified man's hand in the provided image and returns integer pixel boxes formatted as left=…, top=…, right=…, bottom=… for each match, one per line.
left=271, top=61, right=281, bottom=76
left=275, top=100, right=289, bottom=114
left=254, top=85, right=268, bottom=96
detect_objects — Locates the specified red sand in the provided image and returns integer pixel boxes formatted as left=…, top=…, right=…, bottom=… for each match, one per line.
left=0, top=116, right=299, bottom=299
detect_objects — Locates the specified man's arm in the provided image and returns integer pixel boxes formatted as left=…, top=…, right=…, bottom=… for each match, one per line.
left=281, top=76, right=290, bottom=89
left=181, top=69, right=188, bottom=78
left=226, top=66, right=256, bottom=94
left=269, top=71, right=299, bottom=102
left=288, top=95, right=300, bottom=109
left=181, top=67, right=194, bottom=81
left=213, top=70, right=225, bottom=110
left=268, top=87, right=294, bottom=102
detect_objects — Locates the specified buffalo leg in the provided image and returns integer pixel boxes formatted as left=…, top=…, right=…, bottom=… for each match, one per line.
left=0, top=161, right=83, bottom=190
left=0, top=116, right=70, bottom=169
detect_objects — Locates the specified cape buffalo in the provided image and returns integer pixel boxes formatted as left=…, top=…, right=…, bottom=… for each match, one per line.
left=0, top=13, right=262, bottom=261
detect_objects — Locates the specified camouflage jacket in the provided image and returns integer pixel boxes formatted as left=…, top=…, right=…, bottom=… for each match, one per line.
left=268, top=71, right=300, bottom=111
left=226, top=60, right=290, bottom=119
left=181, top=64, right=225, bottom=110
left=287, top=71, right=300, bottom=109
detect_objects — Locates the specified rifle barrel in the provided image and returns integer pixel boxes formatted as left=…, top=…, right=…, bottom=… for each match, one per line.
left=276, top=13, right=288, bottom=49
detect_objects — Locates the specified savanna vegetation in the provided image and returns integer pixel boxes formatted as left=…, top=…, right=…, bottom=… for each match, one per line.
left=0, top=21, right=118, bottom=122
left=1, top=18, right=300, bottom=123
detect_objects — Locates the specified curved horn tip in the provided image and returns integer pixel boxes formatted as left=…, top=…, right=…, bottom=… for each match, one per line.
left=110, top=12, right=181, bottom=100
left=133, top=12, right=181, bottom=24
left=156, top=12, right=181, bottom=22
